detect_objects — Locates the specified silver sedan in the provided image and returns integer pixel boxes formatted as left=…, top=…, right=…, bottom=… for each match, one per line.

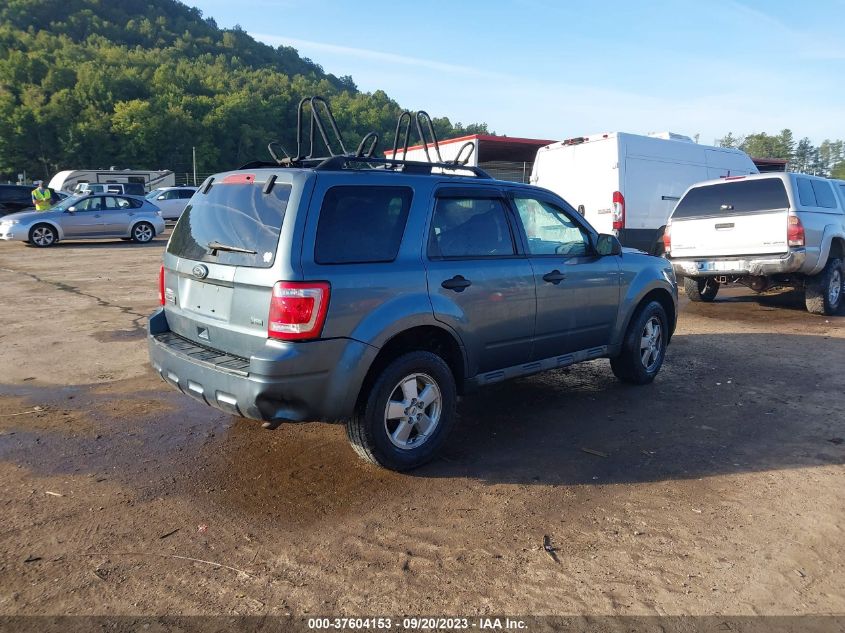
left=0, top=193, right=165, bottom=247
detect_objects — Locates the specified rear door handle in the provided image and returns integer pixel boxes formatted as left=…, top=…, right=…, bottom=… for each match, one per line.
left=542, top=270, right=566, bottom=284
left=441, top=275, right=472, bottom=292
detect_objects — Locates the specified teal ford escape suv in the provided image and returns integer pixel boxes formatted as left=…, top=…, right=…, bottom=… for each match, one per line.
left=148, top=154, right=677, bottom=471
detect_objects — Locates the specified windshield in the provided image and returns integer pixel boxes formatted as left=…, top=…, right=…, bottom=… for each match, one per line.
left=145, top=189, right=163, bottom=200
left=50, top=194, right=89, bottom=212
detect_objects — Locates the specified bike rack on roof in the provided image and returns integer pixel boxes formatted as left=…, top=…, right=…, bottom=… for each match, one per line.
left=314, top=155, right=491, bottom=178
left=240, top=95, right=486, bottom=177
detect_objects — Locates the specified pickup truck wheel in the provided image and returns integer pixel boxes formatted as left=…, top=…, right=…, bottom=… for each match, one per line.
left=611, top=301, right=668, bottom=385
left=805, top=257, right=843, bottom=315
left=347, top=351, right=457, bottom=471
left=684, top=276, right=719, bottom=302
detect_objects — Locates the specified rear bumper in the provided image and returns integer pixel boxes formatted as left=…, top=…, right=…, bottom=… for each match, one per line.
left=670, top=250, right=806, bottom=277
left=147, top=309, right=377, bottom=423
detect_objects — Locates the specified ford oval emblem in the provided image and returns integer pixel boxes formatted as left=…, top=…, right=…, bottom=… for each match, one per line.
left=192, top=264, right=209, bottom=279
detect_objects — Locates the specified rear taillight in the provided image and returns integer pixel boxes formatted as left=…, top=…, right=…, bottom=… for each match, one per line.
left=787, top=214, right=805, bottom=247
left=158, top=265, right=165, bottom=306
left=612, top=191, right=625, bottom=233
left=662, top=222, right=671, bottom=255
left=268, top=281, right=331, bottom=341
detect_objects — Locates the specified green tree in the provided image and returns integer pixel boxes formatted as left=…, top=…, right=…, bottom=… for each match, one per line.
left=716, top=132, right=741, bottom=148
left=0, top=0, right=489, bottom=181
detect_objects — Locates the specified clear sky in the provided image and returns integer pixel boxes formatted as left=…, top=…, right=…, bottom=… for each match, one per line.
left=188, top=0, right=844, bottom=145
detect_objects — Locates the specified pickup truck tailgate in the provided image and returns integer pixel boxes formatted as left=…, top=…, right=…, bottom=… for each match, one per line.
left=669, top=177, right=791, bottom=258
left=670, top=210, right=788, bottom=258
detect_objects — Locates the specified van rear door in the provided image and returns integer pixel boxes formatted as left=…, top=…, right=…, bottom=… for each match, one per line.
left=531, top=138, right=619, bottom=234
left=669, top=178, right=790, bottom=258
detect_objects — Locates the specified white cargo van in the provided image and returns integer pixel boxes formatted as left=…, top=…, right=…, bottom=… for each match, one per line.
left=530, top=132, right=759, bottom=254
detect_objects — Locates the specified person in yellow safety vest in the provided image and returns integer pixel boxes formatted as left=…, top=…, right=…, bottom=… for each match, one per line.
left=31, top=181, right=53, bottom=211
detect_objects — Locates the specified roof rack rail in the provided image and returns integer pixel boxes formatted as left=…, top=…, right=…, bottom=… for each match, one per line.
left=314, top=155, right=491, bottom=178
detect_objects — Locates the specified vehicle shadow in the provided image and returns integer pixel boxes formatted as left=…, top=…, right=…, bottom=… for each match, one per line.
left=27, top=239, right=166, bottom=250
left=415, top=331, right=844, bottom=483
left=687, top=285, right=845, bottom=317
left=0, top=333, right=842, bottom=523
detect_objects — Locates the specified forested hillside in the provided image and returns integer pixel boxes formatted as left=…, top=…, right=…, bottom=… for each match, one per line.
left=0, top=0, right=488, bottom=180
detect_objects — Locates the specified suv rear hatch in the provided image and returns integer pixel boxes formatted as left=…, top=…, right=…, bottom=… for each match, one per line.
left=669, top=177, right=791, bottom=258
left=161, top=173, right=298, bottom=358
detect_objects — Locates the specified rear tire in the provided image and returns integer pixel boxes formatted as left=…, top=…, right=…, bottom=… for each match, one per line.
left=347, top=351, right=457, bottom=471
left=131, top=222, right=154, bottom=243
left=684, top=276, right=719, bottom=302
left=29, top=224, right=57, bottom=247
left=611, top=301, right=668, bottom=385
left=805, top=257, right=843, bottom=315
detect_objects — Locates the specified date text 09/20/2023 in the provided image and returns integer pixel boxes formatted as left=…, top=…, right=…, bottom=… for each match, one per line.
left=307, top=617, right=527, bottom=630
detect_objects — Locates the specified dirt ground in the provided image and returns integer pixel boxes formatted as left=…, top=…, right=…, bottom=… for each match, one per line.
left=0, top=233, right=842, bottom=619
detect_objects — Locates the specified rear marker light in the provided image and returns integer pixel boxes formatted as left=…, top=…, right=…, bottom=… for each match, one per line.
left=612, top=191, right=626, bottom=233
left=158, top=265, right=165, bottom=306
left=268, top=281, right=331, bottom=341
left=787, top=214, right=805, bottom=247
left=662, top=223, right=671, bottom=255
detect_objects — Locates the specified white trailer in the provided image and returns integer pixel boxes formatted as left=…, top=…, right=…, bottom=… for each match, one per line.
left=530, top=132, right=759, bottom=254
left=48, top=169, right=175, bottom=194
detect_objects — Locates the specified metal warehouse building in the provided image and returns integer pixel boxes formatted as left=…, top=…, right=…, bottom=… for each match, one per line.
left=384, top=134, right=554, bottom=183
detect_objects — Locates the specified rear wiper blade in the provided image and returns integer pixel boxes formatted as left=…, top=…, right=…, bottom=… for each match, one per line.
left=207, top=240, right=257, bottom=255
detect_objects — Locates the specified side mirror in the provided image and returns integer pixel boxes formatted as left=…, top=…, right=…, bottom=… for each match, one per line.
left=596, top=233, right=622, bottom=256
left=157, top=195, right=166, bottom=200
left=66, top=206, right=76, bottom=213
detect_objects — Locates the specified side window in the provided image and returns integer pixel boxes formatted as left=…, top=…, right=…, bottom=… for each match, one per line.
left=164, top=190, right=180, bottom=200
left=179, top=189, right=195, bottom=199
left=811, top=180, right=837, bottom=209
left=512, top=197, right=591, bottom=256
left=796, top=178, right=817, bottom=207
left=128, top=198, right=143, bottom=208
left=75, top=197, right=95, bottom=211
left=101, top=196, right=120, bottom=210
left=114, top=197, right=132, bottom=209
left=428, top=197, right=516, bottom=259
left=314, top=186, right=412, bottom=264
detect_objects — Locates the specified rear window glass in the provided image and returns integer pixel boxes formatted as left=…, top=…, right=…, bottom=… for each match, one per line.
left=811, top=180, right=837, bottom=209
left=672, top=179, right=789, bottom=219
left=167, top=181, right=292, bottom=268
left=314, top=186, right=412, bottom=264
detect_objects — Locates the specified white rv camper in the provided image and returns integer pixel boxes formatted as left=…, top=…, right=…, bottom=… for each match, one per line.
left=530, top=132, right=759, bottom=254
left=48, top=169, right=175, bottom=194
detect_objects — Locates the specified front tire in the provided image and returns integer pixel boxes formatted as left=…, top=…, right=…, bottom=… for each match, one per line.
left=805, top=257, right=843, bottom=315
left=684, top=276, right=719, bottom=302
left=347, top=351, right=457, bottom=471
left=131, top=222, right=155, bottom=243
left=29, top=224, right=57, bottom=247
left=611, top=301, right=668, bottom=385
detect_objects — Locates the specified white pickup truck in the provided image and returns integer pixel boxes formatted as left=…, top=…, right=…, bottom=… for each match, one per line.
left=665, top=173, right=845, bottom=315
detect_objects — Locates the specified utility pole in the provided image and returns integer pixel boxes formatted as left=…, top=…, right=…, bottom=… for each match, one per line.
left=192, top=146, right=197, bottom=187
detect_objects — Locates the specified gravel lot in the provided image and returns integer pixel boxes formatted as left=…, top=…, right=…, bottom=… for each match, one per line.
left=0, top=234, right=842, bottom=618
